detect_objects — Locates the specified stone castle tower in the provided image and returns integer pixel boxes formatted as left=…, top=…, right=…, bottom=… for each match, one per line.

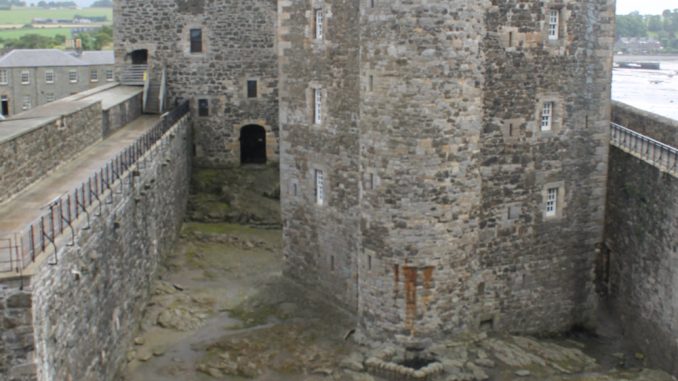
left=114, top=0, right=279, bottom=167
left=278, top=0, right=614, bottom=345
left=115, top=0, right=615, bottom=346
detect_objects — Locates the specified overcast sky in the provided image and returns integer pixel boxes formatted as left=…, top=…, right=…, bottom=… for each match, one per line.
left=616, top=0, right=677, bottom=15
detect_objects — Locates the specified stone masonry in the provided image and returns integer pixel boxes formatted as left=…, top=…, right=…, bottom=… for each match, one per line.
left=0, top=101, right=102, bottom=205
left=605, top=108, right=678, bottom=375
left=114, top=0, right=279, bottom=167
left=612, top=101, right=678, bottom=147
left=0, top=115, right=191, bottom=381
left=280, top=0, right=614, bottom=346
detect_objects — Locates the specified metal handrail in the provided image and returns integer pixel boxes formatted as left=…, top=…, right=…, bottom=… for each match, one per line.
left=610, top=122, right=678, bottom=175
left=0, top=100, right=190, bottom=274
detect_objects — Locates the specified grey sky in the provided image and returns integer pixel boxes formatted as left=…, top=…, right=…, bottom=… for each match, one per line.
left=616, top=0, right=677, bottom=15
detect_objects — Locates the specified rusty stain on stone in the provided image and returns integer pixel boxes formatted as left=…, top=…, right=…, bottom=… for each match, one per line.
left=422, top=266, right=434, bottom=312
left=403, top=266, right=417, bottom=335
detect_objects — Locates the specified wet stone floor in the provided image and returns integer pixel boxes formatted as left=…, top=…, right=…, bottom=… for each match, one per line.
left=122, top=222, right=676, bottom=381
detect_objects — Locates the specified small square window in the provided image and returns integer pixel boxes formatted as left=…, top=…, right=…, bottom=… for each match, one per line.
left=45, top=93, right=55, bottom=102
left=21, top=70, right=30, bottom=85
left=105, top=69, right=114, bottom=81
left=315, top=169, right=325, bottom=206
left=69, top=70, right=78, bottom=83
left=0, top=69, right=7, bottom=85
left=315, top=9, right=324, bottom=40
left=198, top=98, right=209, bottom=117
left=190, top=28, right=203, bottom=53
left=45, top=70, right=54, bottom=84
left=247, top=80, right=257, bottom=98
left=90, top=68, right=98, bottom=82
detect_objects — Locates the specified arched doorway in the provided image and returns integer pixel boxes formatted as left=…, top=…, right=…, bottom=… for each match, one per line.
left=130, top=49, right=148, bottom=65
left=240, top=125, right=267, bottom=164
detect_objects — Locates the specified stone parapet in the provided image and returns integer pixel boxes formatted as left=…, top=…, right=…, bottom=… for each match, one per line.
left=0, top=101, right=102, bottom=205
left=0, top=114, right=191, bottom=381
left=611, top=101, right=678, bottom=148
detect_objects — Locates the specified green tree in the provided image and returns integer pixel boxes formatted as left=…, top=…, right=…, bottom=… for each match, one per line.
left=3, top=34, right=58, bottom=49
left=616, top=12, right=648, bottom=38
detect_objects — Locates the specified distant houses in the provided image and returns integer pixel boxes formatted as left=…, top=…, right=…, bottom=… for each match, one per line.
left=616, top=37, right=663, bottom=55
left=0, top=49, right=114, bottom=117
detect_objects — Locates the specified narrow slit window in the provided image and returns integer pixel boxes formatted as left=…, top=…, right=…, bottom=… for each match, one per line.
left=541, top=101, right=553, bottom=131
left=315, top=169, right=325, bottom=206
left=247, top=79, right=258, bottom=98
left=314, top=88, right=322, bottom=125
left=315, top=9, right=324, bottom=40
left=198, top=98, right=209, bottom=117
left=368, top=75, right=374, bottom=92
left=546, top=188, right=558, bottom=217
left=190, top=28, right=203, bottom=53
left=548, top=10, right=559, bottom=40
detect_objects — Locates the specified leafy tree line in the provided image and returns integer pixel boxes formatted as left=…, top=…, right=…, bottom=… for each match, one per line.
left=617, top=9, right=678, bottom=52
left=90, top=0, right=112, bottom=7
left=0, top=0, right=27, bottom=7
left=0, top=25, right=111, bottom=51
left=35, top=1, right=76, bottom=7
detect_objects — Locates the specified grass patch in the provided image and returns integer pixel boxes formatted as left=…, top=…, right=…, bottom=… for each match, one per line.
left=0, top=7, right=112, bottom=25
left=228, top=303, right=279, bottom=328
left=183, top=222, right=260, bottom=236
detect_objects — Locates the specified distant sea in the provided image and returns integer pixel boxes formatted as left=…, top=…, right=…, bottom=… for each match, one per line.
left=612, top=55, right=678, bottom=121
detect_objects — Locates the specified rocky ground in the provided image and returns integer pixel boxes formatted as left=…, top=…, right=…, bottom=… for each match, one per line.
left=122, top=166, right=676, bottom=381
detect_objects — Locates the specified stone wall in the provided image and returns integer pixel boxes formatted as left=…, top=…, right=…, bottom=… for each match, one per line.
left=0, top=115, right=191, bottom=381
left=102, top=92, right=142, bottom=137
left=356, top=0, right=487, bottom=343
left=605, top=129, right=678, bottom=374
left=0, top=278, right=35, bottom=381
left=114, top=0, right=279, bottom=166
left=0, top=101, right=102, bottom=204
left=475, top=0, right=614, bottom=334
left=612, top=101, right=678, bottom=147
left=280, top=0, right=615, bottom=346
left=279, top=0, right=362, bottom=312
left=29, top=116, right=191, bottom=381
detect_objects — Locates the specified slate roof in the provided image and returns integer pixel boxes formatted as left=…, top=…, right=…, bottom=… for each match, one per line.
left=0, top=49, right=114, bottom=68
left=75, top=50, right=114, bottom=66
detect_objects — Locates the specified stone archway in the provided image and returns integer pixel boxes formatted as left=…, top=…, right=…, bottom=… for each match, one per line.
left=130, top=49, right=148, bottom=65
left=240, top=125, right=267, bottom=164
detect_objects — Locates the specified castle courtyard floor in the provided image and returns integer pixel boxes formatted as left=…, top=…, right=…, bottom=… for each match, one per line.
left=122, top=220, right=675, bottom=381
